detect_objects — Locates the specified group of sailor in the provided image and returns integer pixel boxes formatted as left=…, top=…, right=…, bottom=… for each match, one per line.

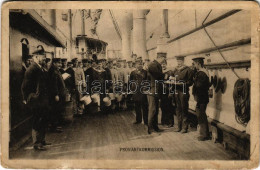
left=21, top=49, right=211, bottom=151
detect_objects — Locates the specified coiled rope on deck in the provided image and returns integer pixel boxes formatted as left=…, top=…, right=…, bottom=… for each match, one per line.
left=233, top=78, right=250, bottom=125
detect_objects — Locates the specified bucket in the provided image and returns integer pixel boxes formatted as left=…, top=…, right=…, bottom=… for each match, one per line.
left=91, top=94, right=100, bottom=103
left=108, top=93, right=115, bottom=100
left=80, top=95, right=92, bottom=105
left=103, top=97, right=111, bottom=107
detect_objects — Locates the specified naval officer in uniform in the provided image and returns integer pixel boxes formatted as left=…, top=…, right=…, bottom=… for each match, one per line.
left=130, top=57, right=148, bottom=125
left=49, top=58, right=67, bottom=133
left=21, top=49, right=51, bottom=151
left=147, top=52, right=166, bottom=134
left=192, top=57, right=210, bottom=141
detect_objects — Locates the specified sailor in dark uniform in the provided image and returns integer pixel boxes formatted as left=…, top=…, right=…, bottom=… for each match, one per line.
left=92, top=59, right=107, bottom=112
left=147, top=52, right=166, bottom=134
left=82, top=59, right=90, bottom=72
left=160, top=60, right=175, bottom=127
left=59, top=58, right=68, bottom=74
left=102, top=59, right=113, bottom=93
left=130, top=57, right=148, bottom=125
left=85, top=56, right=97, bottom=95
left=21, top=49, right=51, bottom=151
left=192, top=57, right=210, bottom=141
left=65, top=61, right=75, bottom=93
left=48, top=58, right=66, bottom=133
left=172, top=56, right=194, bottom=133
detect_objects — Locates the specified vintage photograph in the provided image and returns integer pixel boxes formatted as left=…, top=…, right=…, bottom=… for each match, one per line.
left=1, top=1, right=259, bottom=169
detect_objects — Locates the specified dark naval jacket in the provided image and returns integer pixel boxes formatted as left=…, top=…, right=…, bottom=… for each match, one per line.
left=192, top=68, right=210, bottom=104
left=21, top=62, right=50, bottom=108
left=172, top=65, right=194, bottom=93
left=130, top=68, right=148, bottom=102
left=147, top=60, right=164, bottom=97
left=49, top=65, right=67, bottom=102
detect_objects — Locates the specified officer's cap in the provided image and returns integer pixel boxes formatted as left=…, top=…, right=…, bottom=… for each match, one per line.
left=175, top=55, right=185, bottom=60
left=135, top=56, right=142, bottom=62
left=32, top=49, right=45, bottom=55
left=61, top=58, right=67, bottom=62
left=53, top=58, right=61, bottom=63
left=27, top=55, right=33, bottom=59
left=97, top=59, right=103, bottom=64
left=82, top=59, right=88, bottom=63
left=192, top=57, right=205, bottom=62
left=157, top=52, right=167, bottom=58
left=117, top=59, right=123, bottom=62
left=71, top=58, right=78, bottom=63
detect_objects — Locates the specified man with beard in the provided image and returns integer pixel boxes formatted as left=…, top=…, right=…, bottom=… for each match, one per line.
left=147, top=52, right=166, bottom=134
left=48, top=58, right=66, bottom=133
left=130, top=57, right=148, bottom=125
left=21, top=49, right=51, bottom=151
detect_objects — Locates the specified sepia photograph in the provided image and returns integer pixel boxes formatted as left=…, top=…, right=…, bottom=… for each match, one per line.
left=1, top=1, right=259, bottom=169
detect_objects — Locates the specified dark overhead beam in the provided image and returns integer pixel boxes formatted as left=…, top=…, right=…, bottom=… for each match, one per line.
left=182, top=38, right=250, bottom=57
left=167, top=10, right=242, bottom=44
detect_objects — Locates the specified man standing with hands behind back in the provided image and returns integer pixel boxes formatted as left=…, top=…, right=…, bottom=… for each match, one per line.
left=147, top=52, right=166, bottom=134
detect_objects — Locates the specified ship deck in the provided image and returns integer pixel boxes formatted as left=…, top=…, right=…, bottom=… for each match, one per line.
left=10, top=110, right=238, bottom=160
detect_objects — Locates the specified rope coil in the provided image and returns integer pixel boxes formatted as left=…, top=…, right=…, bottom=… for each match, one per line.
left=233, top=78, right=250, bottom=125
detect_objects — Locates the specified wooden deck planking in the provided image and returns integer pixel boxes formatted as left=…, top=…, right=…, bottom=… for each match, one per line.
left=10, top=110, right=238, bottom=160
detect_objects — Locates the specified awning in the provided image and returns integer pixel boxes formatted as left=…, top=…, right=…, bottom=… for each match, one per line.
left=10, top=9, right=66, bottom=48
left=76, top=35, right=108, bottom=53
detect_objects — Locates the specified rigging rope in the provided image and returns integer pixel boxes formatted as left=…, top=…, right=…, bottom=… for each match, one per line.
left=233, top=78, right=250, bottom=125
left=202, top=10, right=250, bottom=125
left=202, top=10, right=240, bottom=79
left=108, top=10, right=122, bottom=40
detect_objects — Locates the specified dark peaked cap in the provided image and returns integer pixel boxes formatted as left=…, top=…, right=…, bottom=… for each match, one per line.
left=61, top=58, right=67, bottom=62
left=82, top=59, right=88, bottom=63
left=192, top=57, right=205, bottom=62
left=53, top=58, right=61, bottom=63
left=32, top=49, right=45, bottom=55
left=71, top=58, right=78, bottom=63
left=175, top=55, right=185, bottom=60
